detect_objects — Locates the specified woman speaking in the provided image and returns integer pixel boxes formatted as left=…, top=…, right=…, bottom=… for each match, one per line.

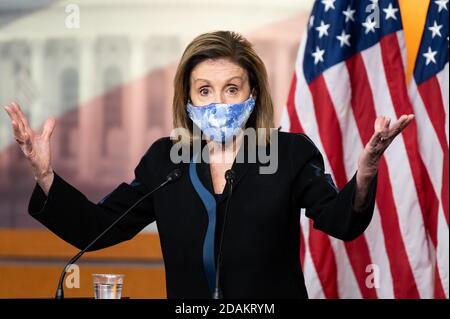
left=4, top=31, right=414, bottom=299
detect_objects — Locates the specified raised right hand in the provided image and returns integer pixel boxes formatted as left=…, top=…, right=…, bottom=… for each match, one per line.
left=4, top=102, right=56, bottom=183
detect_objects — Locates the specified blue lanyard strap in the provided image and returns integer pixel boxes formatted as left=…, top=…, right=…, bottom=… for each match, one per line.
left=189, top=152, right=217, bottom=294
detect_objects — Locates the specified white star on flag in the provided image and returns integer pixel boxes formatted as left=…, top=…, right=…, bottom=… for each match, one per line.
left=312, top=46, right=325, bottom=64
left=321, top=0, right=336, bottom=12
left=428, top=21, right=443, bottom=38
left=316, top=20, right=331, bottom=38
left=383, top=3, right=399, bottom=20
left=423, top=46, right=438, bottom=65
left=343, top=6, right=356, bottom=23
left=337, top=30, right=351, bottom=47
left=435, top=0, right=448, bottom=12
left=362, top=17, right=377, bottom=34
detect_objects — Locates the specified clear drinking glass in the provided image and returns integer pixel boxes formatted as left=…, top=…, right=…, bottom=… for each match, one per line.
left=92, top=274, right=125, bottom=299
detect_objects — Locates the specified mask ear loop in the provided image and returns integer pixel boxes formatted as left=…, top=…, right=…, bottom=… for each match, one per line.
left=250, top=88, right=257, bottom=100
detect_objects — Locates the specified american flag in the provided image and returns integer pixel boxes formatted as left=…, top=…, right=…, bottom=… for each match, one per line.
left=408, top=0, right=449, bottom=299
left=282, top=0, right=449, bottom=298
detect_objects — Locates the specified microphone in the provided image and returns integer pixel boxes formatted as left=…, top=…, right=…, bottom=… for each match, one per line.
left=55, top=168, right=182, bottom=299
left=212, top=169, right=236, bottom=299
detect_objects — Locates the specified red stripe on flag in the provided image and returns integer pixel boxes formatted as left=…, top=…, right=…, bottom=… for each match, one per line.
left=417, top=78, right=449, bottom=151
left=308, top=75, right=377, bottom=298
left=286, top=73, right=303, bottom=133
left=346, top=52, right=420, bottom=298
left=344, top=236, right=378, bottom=298
left=308, top=76, right=347, bottom=188
left=417, top=78, right=449, bottom=226
left=434, top=261, right=447, bottom=299
left=380, top=34, right=441, bottom=249
left=377, top=160, right=421, bottom=298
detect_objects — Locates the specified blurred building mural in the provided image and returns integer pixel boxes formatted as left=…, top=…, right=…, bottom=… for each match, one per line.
left=0, top=0, right=312, bottom=228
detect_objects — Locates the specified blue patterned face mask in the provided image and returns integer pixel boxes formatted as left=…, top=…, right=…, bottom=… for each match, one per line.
left=186, top=96, right=255, bottom=143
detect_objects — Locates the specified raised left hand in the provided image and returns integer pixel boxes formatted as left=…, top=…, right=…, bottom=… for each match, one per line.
left=357, top=114, right=415, bottom=179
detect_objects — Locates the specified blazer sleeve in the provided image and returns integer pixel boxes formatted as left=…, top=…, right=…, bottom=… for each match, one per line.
left=292, top=134, right=377, bottom=241
left=28, top=151, right=156, bottom=251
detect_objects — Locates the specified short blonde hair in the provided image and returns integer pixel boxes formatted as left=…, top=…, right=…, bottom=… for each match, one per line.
left=172, top=31, right=275, bottom=144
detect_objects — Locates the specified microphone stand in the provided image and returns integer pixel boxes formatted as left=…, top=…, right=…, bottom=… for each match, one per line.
left=213, top=170, right=235, bottom=299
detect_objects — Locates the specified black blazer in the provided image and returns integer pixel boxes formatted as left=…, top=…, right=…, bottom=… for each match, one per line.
left=28, top=131, right=377, bottom=299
